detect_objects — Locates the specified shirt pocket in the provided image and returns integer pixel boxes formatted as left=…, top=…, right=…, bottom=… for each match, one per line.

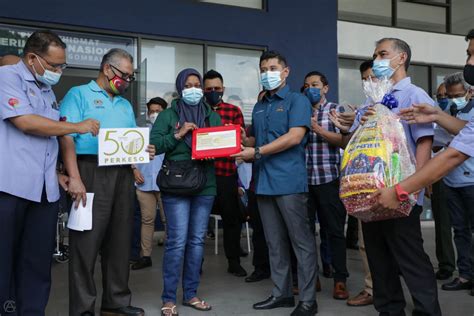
left=267, top=105, right=288, bottom=135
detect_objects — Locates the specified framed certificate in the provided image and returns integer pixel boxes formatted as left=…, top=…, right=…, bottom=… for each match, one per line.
left=192, top=125, right=241, bottom=159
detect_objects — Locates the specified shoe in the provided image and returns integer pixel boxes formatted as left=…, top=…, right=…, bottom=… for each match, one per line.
left=333, top=281, right=349, bottom=300
left=240, top=247, right=249, bottom=257
left=129, top=258, right=140, bottom=265
left=346, top=242, right=359, bottom=250
left=347, top=290, right=373, bottom=306
left=101, top=306, right=144, bottom=316
left=245, top=270, right=270, bottom=282
left=131, top=257, right=152, bottom=270
left=206, top=231, right=215, bottom=240
left=228, top=263, right=247, bottom=277
left=442, top=278, right=472, bottom=291
left=253, top=296, right=295, bottom=310
left=290, top=301, right=318, bottom=316
left=322, top=263, right=333, bottom=278
left=435, top=269, right=453, bottom=280
left=316, top=277, right=321, bottom=292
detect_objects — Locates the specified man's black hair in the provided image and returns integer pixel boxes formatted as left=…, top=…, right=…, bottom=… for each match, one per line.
left=359, top=60, right=373, bottom=75
left=304, top=71, right=328, bottom=86
left=147, top=97, right=168, bottom=110
left=466, top=29, right=474, bottom=41
left=203, top=69, right=224, bottom=83
left=260, top=50, right=287, bottom=67
left=23, top=30, right=66, bottom=56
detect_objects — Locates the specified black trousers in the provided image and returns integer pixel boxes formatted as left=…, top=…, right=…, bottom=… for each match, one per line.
left=0, top=190, right=58, bottom=316
left=69, top=160, right=135, bottom=315
left=247, top=189, right=270, bottom=272
left=346, top=215, right=359, bottom=246
left=309, top=180, right=349, bottom=282
left=215, top=175, right=243, bottom=263
left=362, top=206, right=441, bottom=316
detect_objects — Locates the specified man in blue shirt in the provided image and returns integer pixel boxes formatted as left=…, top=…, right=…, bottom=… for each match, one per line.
left=233, top=51, right=318, bottom=316
left=0, top=31, right=99, bottom=316
left=60, top=49, right=151, bottom=316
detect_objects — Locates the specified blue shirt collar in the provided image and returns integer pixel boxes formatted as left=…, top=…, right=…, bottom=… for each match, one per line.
left=392, top=77, right=411, bottom=92
left=17, top=60, right=36, bottom=82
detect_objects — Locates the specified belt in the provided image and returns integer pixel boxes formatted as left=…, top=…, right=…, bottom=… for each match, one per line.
left=76, top=155, right=130, bottom=168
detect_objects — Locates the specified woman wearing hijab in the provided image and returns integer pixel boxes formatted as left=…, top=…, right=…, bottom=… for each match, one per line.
left=150, top=68, right=221, bottom=316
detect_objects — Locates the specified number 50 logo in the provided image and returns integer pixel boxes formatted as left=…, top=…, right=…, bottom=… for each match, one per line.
left=103, top=129, right=145, bottom=156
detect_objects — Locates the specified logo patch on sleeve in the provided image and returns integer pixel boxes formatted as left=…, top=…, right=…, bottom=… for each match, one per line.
left=60, top=116, right=67, bottom=122
left=8, top=98, right=19, bottom=107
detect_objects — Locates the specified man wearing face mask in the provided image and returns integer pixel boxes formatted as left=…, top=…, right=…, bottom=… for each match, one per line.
left=302, top=71, right=350, bottom=300
left=0, top=30, right=100, bottom=316
left=203, top=69, right=247, bottom=277
left=232, top=51, right=317, bottom=316
left=437, top=72, right=474, bottom=292
left=60, top=48, right=152, bottom=316
left=131, top=97, right=168, bottom=270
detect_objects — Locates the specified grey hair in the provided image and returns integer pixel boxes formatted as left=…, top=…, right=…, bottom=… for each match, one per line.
left=100, top=48, right=133, bottom=71
left=375, top=37, right=411, bottom=71
left=444, top=72, right=471, bottom=91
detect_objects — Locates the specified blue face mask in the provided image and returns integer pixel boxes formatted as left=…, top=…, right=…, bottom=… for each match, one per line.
left=451, top=96, right=468, bottom=110
left=33, top=55, right=62, bottom=86
left=372, top=54, right=401, bottom=79
left=437, top=98, right=449, bottom=111
left=260, top=71, right=282, bottom=91
left=304, top=87, right=321, bottom=105
left=182, top=87, right=203, bottom=106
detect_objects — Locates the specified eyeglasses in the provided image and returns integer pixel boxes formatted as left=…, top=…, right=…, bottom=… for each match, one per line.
left=110, top=64, right=136, bottom=82
left=35, top=54, right=68, bottom=71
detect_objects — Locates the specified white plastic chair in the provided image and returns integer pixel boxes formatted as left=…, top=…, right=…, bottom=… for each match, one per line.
left=210, top=214, right=251, bottom=255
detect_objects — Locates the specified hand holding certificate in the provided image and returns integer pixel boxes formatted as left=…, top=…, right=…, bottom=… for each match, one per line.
left=192, top=125, right=241, bottom=159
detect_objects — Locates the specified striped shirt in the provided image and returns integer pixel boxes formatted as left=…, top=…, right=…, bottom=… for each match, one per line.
left=306, top=101, right=341, bottom=185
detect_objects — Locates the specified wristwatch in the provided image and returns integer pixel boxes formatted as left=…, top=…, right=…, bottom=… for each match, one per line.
left=394, top=184, right=409, bottom=202
left=254, top=147, right=262, bottom=160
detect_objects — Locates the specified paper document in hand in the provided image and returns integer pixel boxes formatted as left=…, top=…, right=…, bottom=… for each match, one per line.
left=67, top=193, right=94, bottom=231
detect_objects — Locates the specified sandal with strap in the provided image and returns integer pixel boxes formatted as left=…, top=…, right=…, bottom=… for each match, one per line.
left=161, top=304, right=178, bottom=316
left=183, top=298, right=212, bottom=311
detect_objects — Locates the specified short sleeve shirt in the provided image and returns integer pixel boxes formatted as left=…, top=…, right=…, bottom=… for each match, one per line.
left=450, top=115, right=474, bottom=158
left=59, top=80, right=136, bottom=154
left=251, top=85, right=311, bottom=195
left=0, top=61, right=60, bottom=202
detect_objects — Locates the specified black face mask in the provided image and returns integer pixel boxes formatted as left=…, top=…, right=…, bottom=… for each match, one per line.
left=204, top=91, right=223, bottom=106
left=464, top=64, right=474, bottom=86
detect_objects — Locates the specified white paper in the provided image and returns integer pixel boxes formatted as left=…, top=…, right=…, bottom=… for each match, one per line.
left=98, top=128, right=150, bottom=166
left=67, top=193, right=94, bottom=231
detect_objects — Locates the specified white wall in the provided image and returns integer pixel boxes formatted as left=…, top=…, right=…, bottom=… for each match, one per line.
left=337, top=21, right=468, bottom=67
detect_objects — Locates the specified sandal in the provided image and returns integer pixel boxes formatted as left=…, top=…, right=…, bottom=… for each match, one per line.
left=161, top=304, right=178, bottom=316
left=183, top=297, right=212, bottom=311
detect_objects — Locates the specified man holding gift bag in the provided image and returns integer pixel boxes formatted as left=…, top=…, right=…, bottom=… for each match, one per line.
left=346, top=38, right=441, bottom=315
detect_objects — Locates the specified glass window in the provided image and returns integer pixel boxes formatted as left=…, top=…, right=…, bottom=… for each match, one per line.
left=397, top=1, right=446, bottom=32
left=338, top=59, right=368, bottom=107
left=338, top=0, right=392, bottom=26
left=407, top=64, right=430, bottom=94
left=207, top=46, right=262, bottom=124
left=451, top=0, right=474, bottom=35
left=140, top=40, right=204, bottom=120
left=197, top=0, right=262, bottom=9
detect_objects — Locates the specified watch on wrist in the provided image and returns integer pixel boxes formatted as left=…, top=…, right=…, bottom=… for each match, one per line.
left=395, top=184, right=409, bottom=202
left=254, top=147, right=262, bottom=160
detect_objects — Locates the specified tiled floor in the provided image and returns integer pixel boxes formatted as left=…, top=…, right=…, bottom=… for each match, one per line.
left=46, top=223, right=473, bottom=315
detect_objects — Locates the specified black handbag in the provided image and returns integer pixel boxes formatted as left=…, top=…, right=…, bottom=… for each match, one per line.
left=157, top=159, right=207, bottom=195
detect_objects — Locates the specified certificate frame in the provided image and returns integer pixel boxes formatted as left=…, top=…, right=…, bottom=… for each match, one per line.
left=191, top=125, right=241, bottom=159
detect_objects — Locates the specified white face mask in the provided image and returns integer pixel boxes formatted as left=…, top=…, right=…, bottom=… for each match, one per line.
left=148, top=112, right=159, bottom=124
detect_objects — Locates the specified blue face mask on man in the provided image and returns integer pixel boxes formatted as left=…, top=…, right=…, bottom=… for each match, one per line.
left=372, top=54, right=401, bottom=79
left=182, top=87, right=203, bottom=106
left=304, top=87, right=322, bottom=105
left=33, top=54, right=62, bottom=86
left=260, top=71, right=282, bottom=91
left=450, top=95, right=469, bottom=110
left=437, top=98, right=449, bottom=111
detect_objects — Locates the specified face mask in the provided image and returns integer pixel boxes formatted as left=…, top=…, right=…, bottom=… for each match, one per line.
left=260, top=71, right=282, bottom=91
left=304, top=87, right=321, bottom=105
left=148, top=112, right=158, bottom=124
left=204, top=91, right=223, bottom=106
left=33, top=55, right=61, bottom=86
left=182, top=87, right=203, bottom=106
left=437, top=98, right=449, bottom=111
left=372, top=54, right=401, bottom=79
left=108, top=75, right=129, bottom=95
left=450, top=96, right=469, bottom=110
left=463, top=64, right=474, bottom=86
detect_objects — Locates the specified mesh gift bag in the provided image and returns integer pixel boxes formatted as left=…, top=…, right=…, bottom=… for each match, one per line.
left=339, top=78, right=417, bottom=222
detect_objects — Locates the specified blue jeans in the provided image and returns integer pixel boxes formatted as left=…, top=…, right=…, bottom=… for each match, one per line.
left=161, top=194, right=214, bottom=303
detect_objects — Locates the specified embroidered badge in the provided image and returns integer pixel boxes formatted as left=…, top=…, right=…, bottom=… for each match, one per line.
left=8, top=98, right=19, bottom=107
left=94, top=99, right=104, bottom=107
left=59, top=116, right=67, bottom=122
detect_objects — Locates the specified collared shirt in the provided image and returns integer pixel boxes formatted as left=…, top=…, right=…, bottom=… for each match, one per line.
left=251, top=85, right=311, bottom=195
left=59, top=80, right=136, bottom=155
left=0, top=61, right=60, bottom=202
left=136, top=124, right=164, bottom=192
left=450, top=115, right=474, bottom=158
left=350, top=77, right=434, bottom=205
left=445, top=100, right=474, bottom=187
left=212, top=101, right=245, bottom=177
left=306, top=101, right=341, bottom=185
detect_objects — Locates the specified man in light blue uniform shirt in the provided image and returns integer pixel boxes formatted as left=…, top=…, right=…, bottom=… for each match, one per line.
left=60, top=48, right=150, bottom=316
left=0, top=31, right=99, bottom=316
left=131, top=97, right=167, bottom=271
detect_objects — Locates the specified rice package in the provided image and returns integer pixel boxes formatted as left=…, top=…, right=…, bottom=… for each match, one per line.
left=339, top=78, right=417, bottom=222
